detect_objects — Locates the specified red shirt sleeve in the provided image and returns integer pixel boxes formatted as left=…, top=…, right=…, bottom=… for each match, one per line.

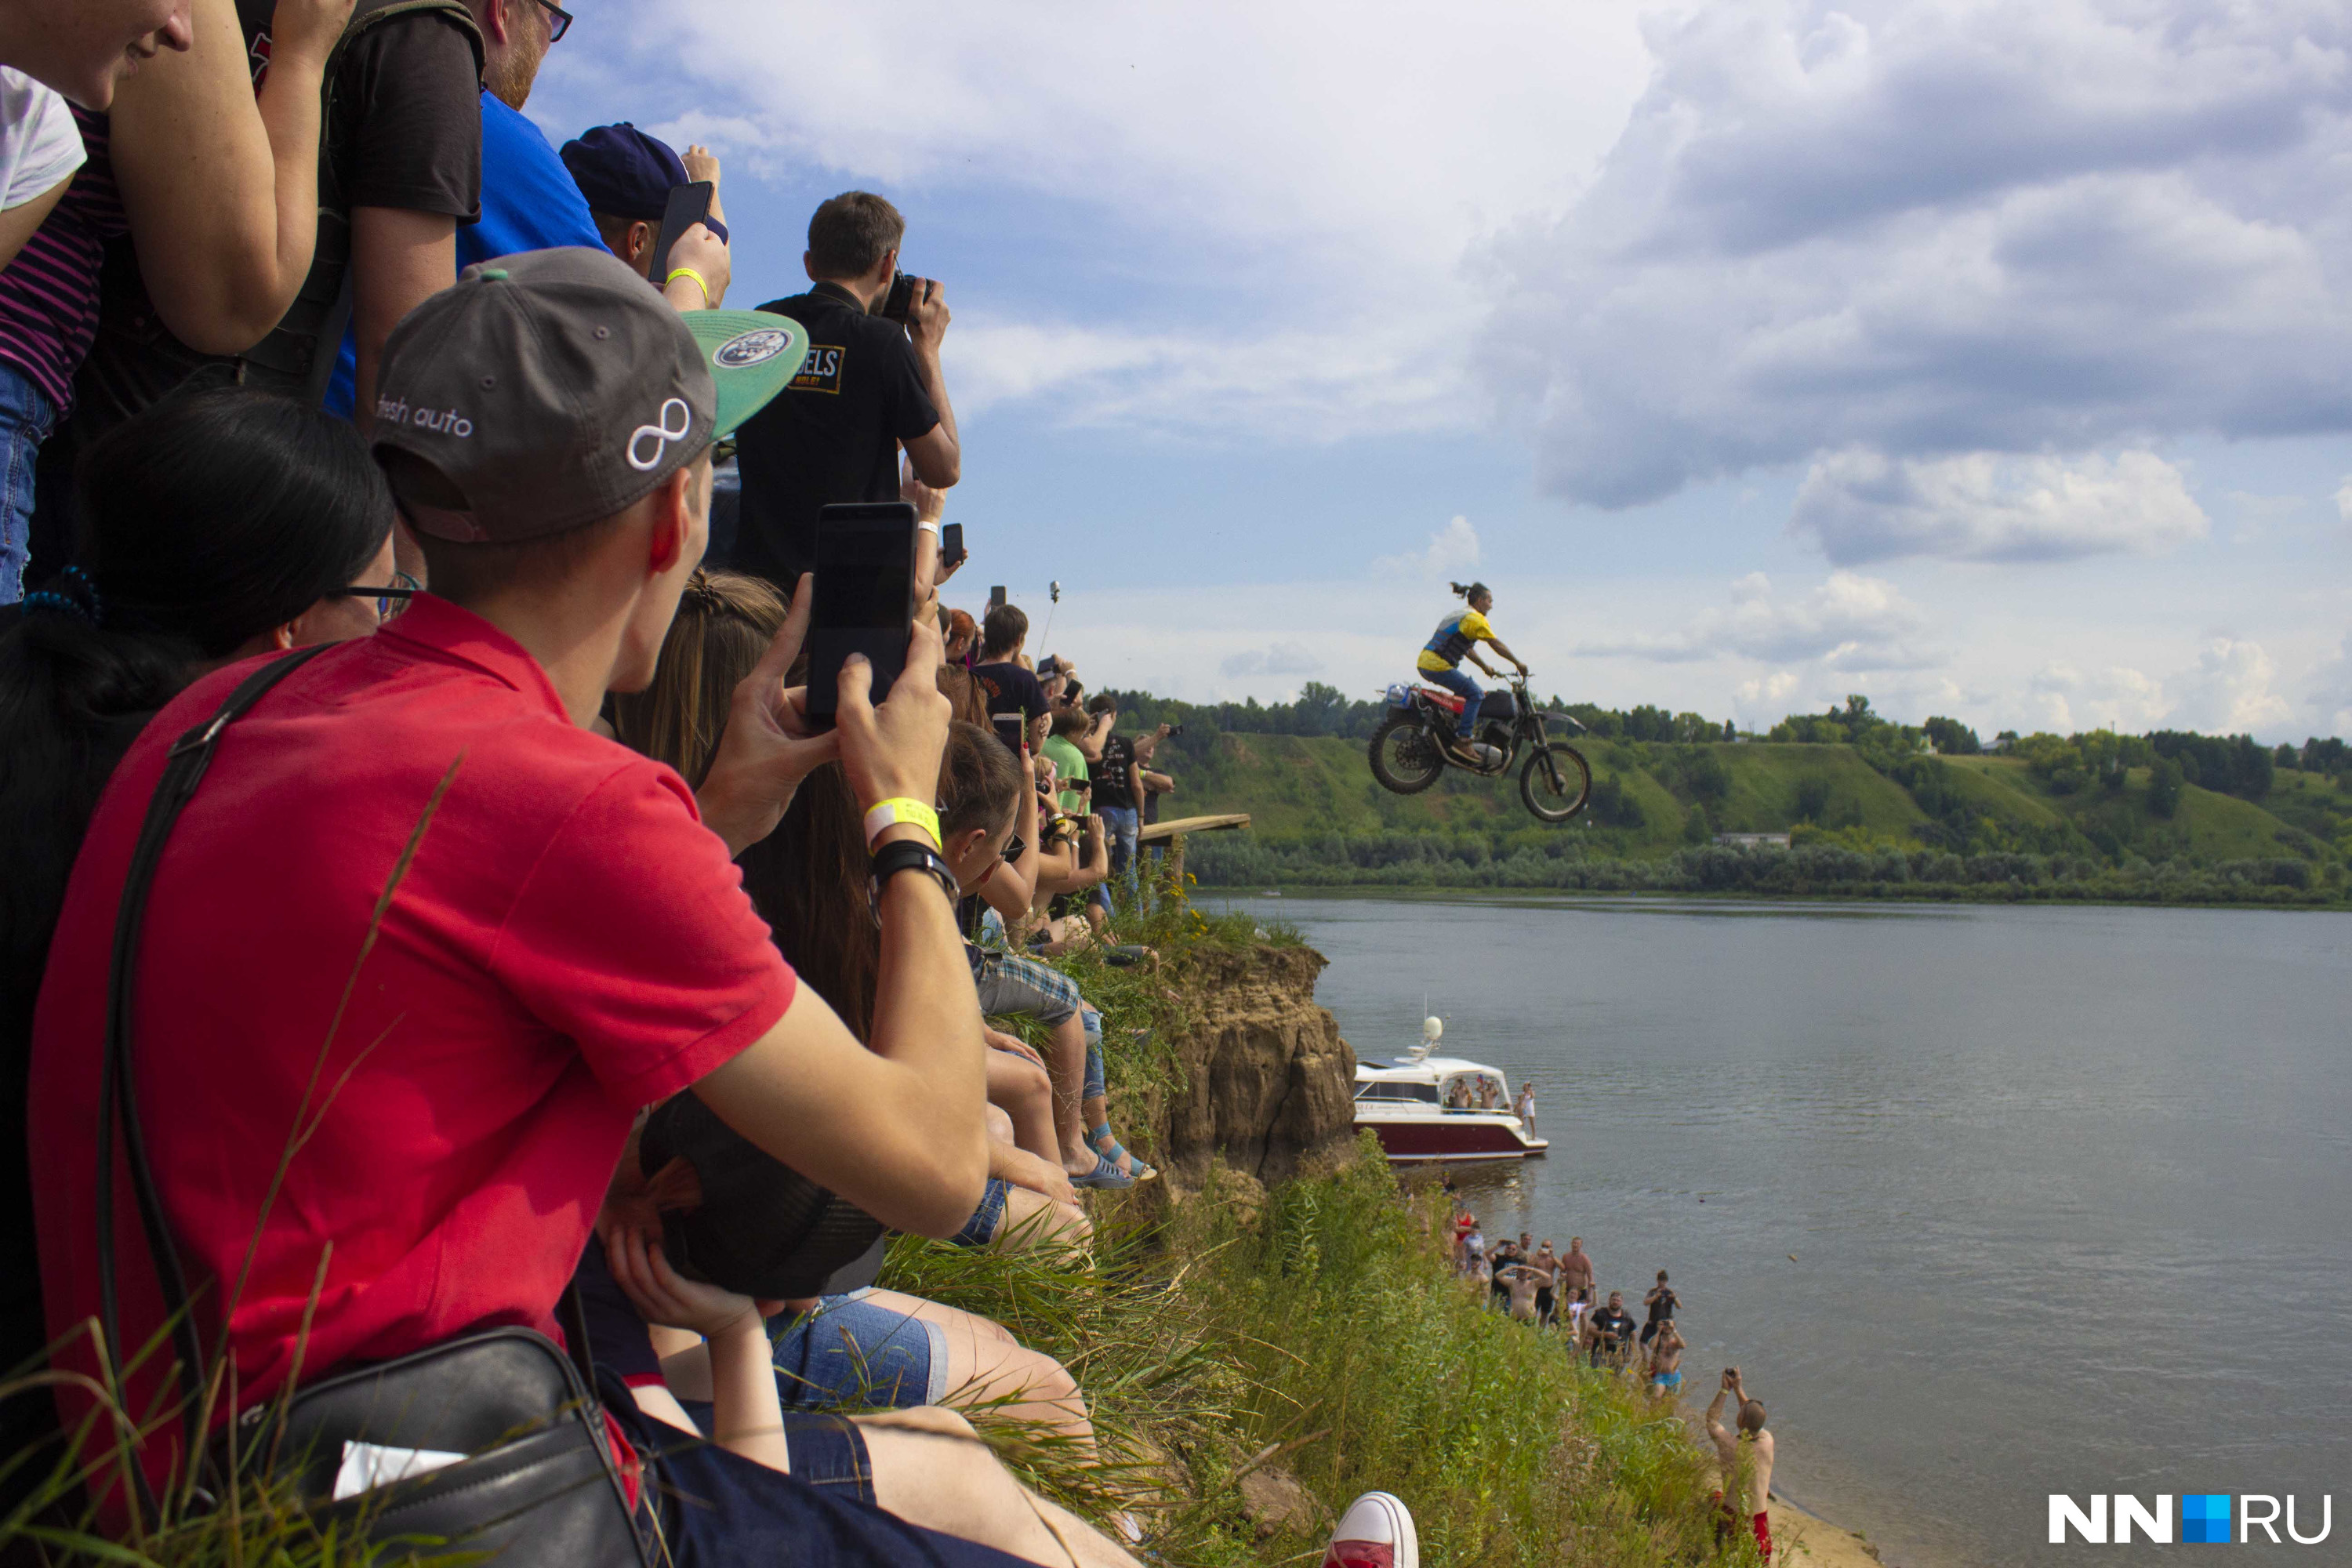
left=491, top=760, right=793, bottom=1107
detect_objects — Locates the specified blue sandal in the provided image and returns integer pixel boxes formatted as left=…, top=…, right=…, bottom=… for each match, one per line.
left=1088, top=1123, right=1158, bottom=1183
left=1072, top=1152, right=1136, bottom=1190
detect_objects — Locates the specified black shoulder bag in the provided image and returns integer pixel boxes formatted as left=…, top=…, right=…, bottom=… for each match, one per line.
left=96, top=648, right=653, bottom=1566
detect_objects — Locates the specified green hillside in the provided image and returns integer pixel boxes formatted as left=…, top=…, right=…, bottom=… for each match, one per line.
left=1143, top=729, right=2347, bottom=904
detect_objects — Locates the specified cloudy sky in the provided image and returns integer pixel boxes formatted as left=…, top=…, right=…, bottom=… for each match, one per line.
left=538, top=0, right=2352, bottom=741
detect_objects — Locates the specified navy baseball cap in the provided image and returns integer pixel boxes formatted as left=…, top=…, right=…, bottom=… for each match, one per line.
left=562, top=122, right=729, bottom=243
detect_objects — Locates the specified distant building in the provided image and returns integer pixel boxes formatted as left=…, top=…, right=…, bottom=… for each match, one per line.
left=1713, top=832, right=1791, bottom=848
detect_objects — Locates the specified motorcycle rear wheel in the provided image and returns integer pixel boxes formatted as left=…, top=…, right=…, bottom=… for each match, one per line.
left=1520, top=742, right=1592, bottom=822
left=1370, top=714, right=1446, bottom=794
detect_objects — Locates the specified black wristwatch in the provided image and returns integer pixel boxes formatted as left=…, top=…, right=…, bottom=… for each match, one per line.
left=869, top=837, right=960, bottom=922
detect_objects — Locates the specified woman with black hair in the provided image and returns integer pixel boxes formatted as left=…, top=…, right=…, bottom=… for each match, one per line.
left=1416, top=579, right=1527, bottom=764
left=0, top=386, right=395, bottom=1509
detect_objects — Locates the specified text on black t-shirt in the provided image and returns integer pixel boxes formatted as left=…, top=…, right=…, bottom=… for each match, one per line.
left=730, top=283, right=941, bottom=591
left=970, top=662, right=1045, bottom=753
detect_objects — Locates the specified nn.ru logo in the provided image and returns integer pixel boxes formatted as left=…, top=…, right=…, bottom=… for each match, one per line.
left=2049, top=1494, right=2333, bottom=1544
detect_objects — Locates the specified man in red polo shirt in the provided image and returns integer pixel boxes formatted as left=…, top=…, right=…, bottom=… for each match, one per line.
left=27, top=249, right=1119, bottom=1567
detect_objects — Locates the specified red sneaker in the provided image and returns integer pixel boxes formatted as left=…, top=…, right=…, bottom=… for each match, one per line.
left=1322, top=1491, right=1418, bottom=1568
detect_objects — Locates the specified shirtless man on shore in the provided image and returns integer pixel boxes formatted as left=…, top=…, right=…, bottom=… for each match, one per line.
left=1494, top=1262, right=1547, bottom=1323
left=1706, top=1369, right=1776, bottom=1563
left=1646, top=1322, right=1686, bottom=1396
left=1530, top=1240, right=1561, bottom=1326
left=1558, top=1237, right=1595, bottom=1308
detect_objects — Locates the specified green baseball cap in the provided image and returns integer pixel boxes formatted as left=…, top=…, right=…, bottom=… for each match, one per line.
left=372, top=247, right=808, bottom=543
left=681, top=310, right=810, bottom=438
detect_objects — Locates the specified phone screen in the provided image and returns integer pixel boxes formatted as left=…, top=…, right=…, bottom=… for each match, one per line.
left=940, top=522, right=966, bottom=570
left=648, top=180, right=715, bottom=289
left=807, top=503, right=917, bottom=730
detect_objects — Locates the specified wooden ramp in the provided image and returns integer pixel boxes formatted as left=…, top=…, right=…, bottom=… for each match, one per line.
left=1137, top=813, right=1250, bottom=887
left=1138, top=813, right=1251, bottom=844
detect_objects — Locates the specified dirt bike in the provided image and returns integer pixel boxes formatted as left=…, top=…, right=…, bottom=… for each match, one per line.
left=1368, top=672, right=1593, bottom=822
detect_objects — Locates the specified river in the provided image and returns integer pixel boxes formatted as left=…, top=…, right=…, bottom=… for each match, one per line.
left=1210, top=893, right=2352, bottom=1566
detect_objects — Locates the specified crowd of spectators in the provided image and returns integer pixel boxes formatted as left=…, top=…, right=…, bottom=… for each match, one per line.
left=0, top=5, right=1417, bottom=1567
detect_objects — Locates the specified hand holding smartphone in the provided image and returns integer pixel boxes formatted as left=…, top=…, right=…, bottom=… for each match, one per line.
left=648, top=180, right=716, bottom=289
left=806, top=502, right=918, bottom=732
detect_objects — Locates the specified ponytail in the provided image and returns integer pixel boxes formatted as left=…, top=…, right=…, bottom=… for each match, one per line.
left=1451, top=581, right=1490, bottom=603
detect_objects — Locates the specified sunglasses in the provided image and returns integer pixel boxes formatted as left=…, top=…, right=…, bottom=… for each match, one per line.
left=328, top=584, right=417, bottom=622
left=534, top=0, right=572, bottom=42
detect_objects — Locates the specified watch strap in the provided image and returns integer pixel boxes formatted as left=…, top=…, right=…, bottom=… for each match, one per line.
left=870, top=837, right=960, bottom=910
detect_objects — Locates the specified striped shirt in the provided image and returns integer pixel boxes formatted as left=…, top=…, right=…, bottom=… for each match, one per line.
left=0, top=105, right=124, bottom=412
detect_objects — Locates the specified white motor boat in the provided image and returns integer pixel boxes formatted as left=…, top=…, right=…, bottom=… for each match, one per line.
left=1352, top=1017, right=1548, bottom=1163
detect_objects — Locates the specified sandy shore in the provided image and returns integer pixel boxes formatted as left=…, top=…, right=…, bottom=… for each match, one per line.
left=1766, top=1496, right=1885, bottom=1567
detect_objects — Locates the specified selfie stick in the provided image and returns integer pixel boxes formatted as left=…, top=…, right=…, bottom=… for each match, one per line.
left=1039, top=580, right=1062, bottom=648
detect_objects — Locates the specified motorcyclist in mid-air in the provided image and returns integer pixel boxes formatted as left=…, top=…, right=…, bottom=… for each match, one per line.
left=1417, top=580, right=1527, bottom=764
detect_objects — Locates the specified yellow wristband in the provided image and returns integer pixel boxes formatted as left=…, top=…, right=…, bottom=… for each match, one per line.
left=863, top=797, right=942, bottom=851
left=664, top=266, right=711, bottom=307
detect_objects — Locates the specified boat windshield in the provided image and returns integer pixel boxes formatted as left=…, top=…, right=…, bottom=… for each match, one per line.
left=1355, top=1080, right=1442, bottom=1103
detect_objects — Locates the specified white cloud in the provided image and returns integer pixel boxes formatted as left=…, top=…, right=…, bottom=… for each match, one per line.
left=1790, top=448, right=2209, bottom=564
left=1478, top=0, right=2352, bottom=509
left=1581, top=570, right=1934, bottom=668
left=2333, top=479, right=2352, bottom=524
left=543, top=0, right=1651, bottom=440
left=2168, top=637, right=2294, bottom=735
left=1219, top=642, right=1324, bottom=679
left=2027, top=661, right=2169, bottom=734
left=2313, top=634, right=2352, bottom=736
left=1372, top=515, right=1483, bottom=579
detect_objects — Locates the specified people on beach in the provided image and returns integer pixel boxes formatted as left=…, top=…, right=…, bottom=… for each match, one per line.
left=1589, top=1291, right=1638, bottom=1370
left=1494, top=1261, right=1547, bottom=1323
left=1708, top=1369, right=1777, bottom=1562
left=1646, top=1322, right=1686, bottom=1395
left=1642, top=1269, right=1681, bottom=1346
left=1530, top=1240, right=1559, bottom=1327
left=1559, top=1236, right=1596, bottom=1307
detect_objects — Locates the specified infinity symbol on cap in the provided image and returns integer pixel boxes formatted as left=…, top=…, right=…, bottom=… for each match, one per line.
left=627, top=397, right=693, bottom=472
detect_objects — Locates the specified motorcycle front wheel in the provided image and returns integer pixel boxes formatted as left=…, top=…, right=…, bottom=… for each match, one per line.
left=1369, top=714, right=1446, bottom=794
left=1520, top=742, right=1592, bottom=822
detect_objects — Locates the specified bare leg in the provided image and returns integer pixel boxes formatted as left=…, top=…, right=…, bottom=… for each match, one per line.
left=856, top=1288, right=1094, bottom=1450
left=1044, top=1011, right=1093, bottom=1177
left=992, top=1187, right=1091, bottom=1256
left=988, top=1047, right=1061, bottom=1166
left=860, top=1407, right=1141, bottom=1568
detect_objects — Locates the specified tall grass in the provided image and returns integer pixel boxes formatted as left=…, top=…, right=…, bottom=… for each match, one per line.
left=877, top=1146, right=1748, bottom=1566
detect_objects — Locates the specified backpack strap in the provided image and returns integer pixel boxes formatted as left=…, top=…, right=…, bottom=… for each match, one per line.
left=95, top=644, right=333, bottom=1516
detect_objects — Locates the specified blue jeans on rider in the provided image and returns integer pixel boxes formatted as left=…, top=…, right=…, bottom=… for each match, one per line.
left=1425, top=666, right=1481, bottom=739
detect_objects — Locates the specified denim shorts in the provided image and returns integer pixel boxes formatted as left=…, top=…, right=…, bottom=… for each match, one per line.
left=951, top=1177, right=1010, bottom=1247
left=597, top=1368, right=1033, bottom=1568
left=771, top=1288, right=949, bottom=1409
left=669, top=1399, right=877, bottom=1503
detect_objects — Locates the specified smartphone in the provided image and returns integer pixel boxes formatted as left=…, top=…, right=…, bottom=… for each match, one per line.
left=806, top=502, right=918, bottom=731
left=988, top=585, right=1007, bottom=614
left=648, top=180, right=715, bottom=289
left=939, top=522, right=967, bottom=572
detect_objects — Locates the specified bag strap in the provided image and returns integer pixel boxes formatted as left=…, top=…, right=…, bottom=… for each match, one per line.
left=96, top=646, right=334, bottom=1501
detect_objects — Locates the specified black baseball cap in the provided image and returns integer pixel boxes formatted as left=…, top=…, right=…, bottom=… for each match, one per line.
left=371, top=246, right=805, bottom=543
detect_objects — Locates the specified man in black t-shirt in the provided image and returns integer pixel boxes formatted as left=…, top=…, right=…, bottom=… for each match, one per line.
left=731, top=190, right=959, bottom=589
left=1590, top=1292, right=1638, bottom=1370
left=1085, top=694, right=1146, bottom=880
left=969, top=604, right=1046, bottom=755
